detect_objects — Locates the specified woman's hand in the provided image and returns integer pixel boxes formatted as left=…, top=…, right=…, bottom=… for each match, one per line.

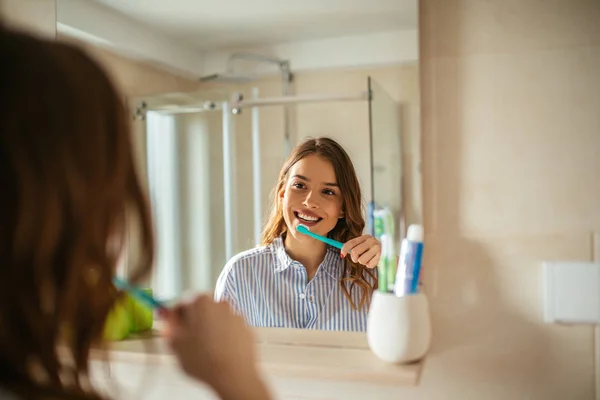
left=160, top=295, right=271, bottom=400
left=340, top=235, right=382, bottom=269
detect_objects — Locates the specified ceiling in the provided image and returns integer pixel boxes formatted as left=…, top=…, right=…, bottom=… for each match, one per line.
left=89, top=0, right=418, bottom=51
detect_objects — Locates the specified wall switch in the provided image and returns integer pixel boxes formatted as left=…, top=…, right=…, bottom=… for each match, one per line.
left=543, top=261, right=600, bottom=325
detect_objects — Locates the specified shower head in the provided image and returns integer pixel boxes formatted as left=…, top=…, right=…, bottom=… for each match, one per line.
left=200, top=52, right=290, bottom=84
left=198, top=73, right=256, bottom=84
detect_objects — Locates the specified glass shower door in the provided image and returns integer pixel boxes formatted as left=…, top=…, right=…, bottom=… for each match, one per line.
left=132, top=89, right=229, bottom=301
left=367, top=77, right=404, bottom=246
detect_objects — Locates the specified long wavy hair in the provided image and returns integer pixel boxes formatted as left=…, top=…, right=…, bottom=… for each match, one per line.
left=261, top=137, right=377, bottom=309
left=0, top=26, right=154, bottom=399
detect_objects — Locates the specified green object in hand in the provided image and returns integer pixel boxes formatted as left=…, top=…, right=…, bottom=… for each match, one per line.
left=126, top=288, right=154, bottom=333
left=103, top=299, right=131, bottom=341
left=103, top=288, right=154, bottom=341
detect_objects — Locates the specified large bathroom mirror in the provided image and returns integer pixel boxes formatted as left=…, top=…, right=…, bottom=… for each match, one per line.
left=56, top=0, right=421, bottom=332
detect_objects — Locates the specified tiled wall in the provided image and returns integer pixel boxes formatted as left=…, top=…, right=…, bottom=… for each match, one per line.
left=0, top=0, right=56, bottom=39
left=414, top=0, right=600, bottom=398
left=61, top=37, right=203, bottom=188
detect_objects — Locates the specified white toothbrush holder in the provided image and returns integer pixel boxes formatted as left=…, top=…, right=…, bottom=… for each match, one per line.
left=367, top=291, right=432, bottom=364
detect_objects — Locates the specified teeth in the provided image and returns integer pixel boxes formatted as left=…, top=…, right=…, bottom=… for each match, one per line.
left=297, top=212, right=319, bottom=222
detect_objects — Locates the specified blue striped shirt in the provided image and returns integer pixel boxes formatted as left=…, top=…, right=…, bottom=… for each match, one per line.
left=214, top=236, right=375, bottom=332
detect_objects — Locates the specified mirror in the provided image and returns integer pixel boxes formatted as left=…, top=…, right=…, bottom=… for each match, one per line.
left=56, top=0, right=421, bottom=332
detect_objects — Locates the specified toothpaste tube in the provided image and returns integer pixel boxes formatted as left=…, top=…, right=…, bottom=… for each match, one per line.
left=393, top=224, right=424, bottom=296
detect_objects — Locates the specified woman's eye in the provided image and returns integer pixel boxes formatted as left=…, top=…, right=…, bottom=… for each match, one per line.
left=323, top=189, right=336, bottom=196
left=292, top=182, right=305, bottom=189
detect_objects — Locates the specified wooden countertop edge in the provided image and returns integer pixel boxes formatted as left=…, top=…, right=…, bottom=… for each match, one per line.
left=90, top=330, right=424, bottom=387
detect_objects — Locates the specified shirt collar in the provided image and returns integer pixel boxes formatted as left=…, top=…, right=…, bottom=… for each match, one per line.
left=272, top=235, right=341, bottom=279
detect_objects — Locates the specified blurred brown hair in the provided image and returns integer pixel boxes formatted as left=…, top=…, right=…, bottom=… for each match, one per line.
left=0, top=26, right=154, bottom=399
left=261, top=137, right=377, bottom=310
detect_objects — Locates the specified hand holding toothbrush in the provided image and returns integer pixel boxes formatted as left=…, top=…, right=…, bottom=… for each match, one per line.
left=295, top=225, right=381, bottom=270
left=160, top=296, right=272, bottom=400
left=340, top=234, right=382, bottom=269
left=114, top=278, right=271, bottom=400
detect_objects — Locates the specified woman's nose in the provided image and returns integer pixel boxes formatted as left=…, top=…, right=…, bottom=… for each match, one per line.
left=301, top=191, right=319, bottom=208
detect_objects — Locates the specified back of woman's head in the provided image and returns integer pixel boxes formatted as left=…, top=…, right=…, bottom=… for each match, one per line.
left=0, top=26, right=154, bottom=398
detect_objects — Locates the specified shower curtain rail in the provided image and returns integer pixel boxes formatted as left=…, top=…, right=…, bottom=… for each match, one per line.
left=148, top=103, right=223, bottom=114
left=233, top=91, right=369, bottom=108
left=145, top=91, right=369, bottom=115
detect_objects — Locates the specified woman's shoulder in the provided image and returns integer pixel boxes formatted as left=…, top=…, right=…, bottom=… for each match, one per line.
left=223, top=243, right=275, bottom=271
left=216, top=244, right=275, bottom=290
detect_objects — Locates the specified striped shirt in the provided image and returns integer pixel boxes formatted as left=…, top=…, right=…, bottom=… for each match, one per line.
left=214, top=236, right=375, bottom=332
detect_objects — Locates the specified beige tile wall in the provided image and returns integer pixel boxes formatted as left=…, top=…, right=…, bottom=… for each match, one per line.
left=58, top=37, right=203, bottom=187
left=0, top=0, right=56, bottom=39
left=415, top=0, right=600, bottom=398
left=56, top=34, right=201, bottom=100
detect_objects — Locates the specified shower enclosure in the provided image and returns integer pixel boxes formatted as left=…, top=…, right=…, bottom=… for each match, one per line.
left=131, top=77, right=403, bottom=301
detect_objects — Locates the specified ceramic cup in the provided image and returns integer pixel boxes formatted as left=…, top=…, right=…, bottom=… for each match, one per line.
left=366, top=291, right=432, bottom=364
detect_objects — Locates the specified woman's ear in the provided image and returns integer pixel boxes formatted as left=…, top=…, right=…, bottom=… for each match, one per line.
left=338, top=209, right=345, bottom=219
left=277, top=186, right=285, bottom=205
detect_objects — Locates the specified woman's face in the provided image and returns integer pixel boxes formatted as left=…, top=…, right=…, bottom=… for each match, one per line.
left=280, top=155, right=344, bottom=239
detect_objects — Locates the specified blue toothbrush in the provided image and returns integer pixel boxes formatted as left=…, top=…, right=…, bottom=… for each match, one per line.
left=112, top=277, right=166, bottom=310
left=296, top=224, right=349, bottom=252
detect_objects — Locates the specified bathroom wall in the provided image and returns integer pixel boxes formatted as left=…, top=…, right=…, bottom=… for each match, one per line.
left=68, top=39, right=202, bottom=99
left=0, top=0, right=56, bottom=38
left=56, top=36, right=202, bottom=189
left=413, top=0, right=600, bottom=399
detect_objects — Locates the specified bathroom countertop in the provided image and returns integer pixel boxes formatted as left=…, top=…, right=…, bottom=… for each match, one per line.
left=91, top=325, right=425, bottom=388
